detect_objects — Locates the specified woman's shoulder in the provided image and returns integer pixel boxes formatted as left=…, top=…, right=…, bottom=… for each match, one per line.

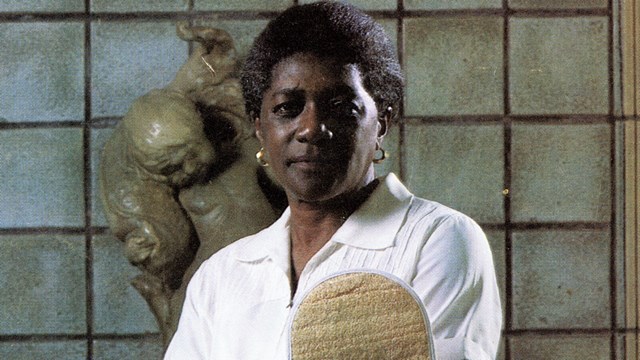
left=407, top=195, right=481, bottom=229
left=408, top=196, right=491, bottom=258
left=400, top=195, right=487, bottom=253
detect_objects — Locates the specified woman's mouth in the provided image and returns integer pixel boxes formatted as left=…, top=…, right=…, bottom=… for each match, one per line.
left=288, top=155, right=332, bottom=171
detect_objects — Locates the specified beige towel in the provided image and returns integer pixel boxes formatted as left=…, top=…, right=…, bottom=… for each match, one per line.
left=290, top=271, right=435, bottom=359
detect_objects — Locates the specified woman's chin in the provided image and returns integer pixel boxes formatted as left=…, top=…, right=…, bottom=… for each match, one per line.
left=286, top=178, right=352, bottom=205
left=287, top=184, right=336, bottom=204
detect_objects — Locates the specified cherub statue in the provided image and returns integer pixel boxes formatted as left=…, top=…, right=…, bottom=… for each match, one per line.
left=99, top=24, right=285, bottom=346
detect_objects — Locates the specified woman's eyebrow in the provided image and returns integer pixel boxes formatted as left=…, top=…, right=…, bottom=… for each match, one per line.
left=322, top=84, right=357, bottom=99
left=270, top=87, right=304, bottom=98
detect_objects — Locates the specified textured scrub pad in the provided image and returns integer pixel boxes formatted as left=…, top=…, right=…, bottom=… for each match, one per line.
left=289, top=271, right=435, bottom=360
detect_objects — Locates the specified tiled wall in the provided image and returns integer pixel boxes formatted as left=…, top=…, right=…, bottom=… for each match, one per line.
left=0, top=1, right=623, bottom=359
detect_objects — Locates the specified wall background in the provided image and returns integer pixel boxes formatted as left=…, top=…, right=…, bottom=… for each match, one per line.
left=0, top=0, right=624, bottom=359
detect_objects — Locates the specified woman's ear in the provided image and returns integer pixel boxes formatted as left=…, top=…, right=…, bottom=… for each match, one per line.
left=377, top=107, right=391, bottom=139
left=254, top=117, right=264, bottom=143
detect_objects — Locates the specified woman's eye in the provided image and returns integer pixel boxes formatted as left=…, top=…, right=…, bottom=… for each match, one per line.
left=273, top=101, right=303, bottom=118
left=330, top=99, right=360, bottom=118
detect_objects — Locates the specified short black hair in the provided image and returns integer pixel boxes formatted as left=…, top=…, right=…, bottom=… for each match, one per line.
left=240, top=1, right=404, bottom=121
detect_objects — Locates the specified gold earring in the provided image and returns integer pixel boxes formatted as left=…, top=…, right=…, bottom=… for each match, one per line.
left=256, top=148, right=269, bottom=167
left=373, top=146, right=387, bottom=164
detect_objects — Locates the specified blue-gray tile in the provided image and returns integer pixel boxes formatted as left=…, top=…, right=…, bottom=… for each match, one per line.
left=0, top=23, right=84, bottom=122
left=0, top=128, right=85, bottom=228
left=616, top=334, right=626, bottom=360
left=512, top=229, right=610, bottom=329
left=93, top=233, right=159, bottom=334
left=405, top=0, right=501, bottom=9
left=300, top=0, right=396, bottom=10
left=93, top=337, right=163, bottom=360
left=91, top=127, right=115, bottom=227
left=509, top=334, right=610, bottom=360
left=91, top=0, right=188, bottom=12
left=0, top=0, right=83, bottom=12
left=511, top=122, right=611, bottom=223
left=404, top=17, right=503, bottom=116
left=195, top=0, right=291, bottom=11
left=404, top=122, right=504, bottom=223
left=509, top=0, right=607, bottom=9
left=0, top=234, right=86, bottom=334
left=0, top=341, right=86, bottom=360
left=193, top=20, right=269, bottom=61
left=509, top=17, right=609, bottom=115
left=91, top=21, right=188, bottom=118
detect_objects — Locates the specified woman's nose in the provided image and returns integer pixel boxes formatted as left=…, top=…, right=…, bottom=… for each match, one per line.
left=295, top=105, right=332, bottom=143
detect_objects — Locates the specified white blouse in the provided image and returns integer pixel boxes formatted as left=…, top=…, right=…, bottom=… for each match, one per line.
left=165, top=173, right=502, bottom=360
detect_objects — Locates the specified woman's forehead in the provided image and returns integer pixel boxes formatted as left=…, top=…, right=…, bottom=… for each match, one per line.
left=267, top=53, right=363, bottom=95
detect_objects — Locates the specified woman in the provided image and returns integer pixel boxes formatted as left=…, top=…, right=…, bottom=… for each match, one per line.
left=164, top=2, right=502, bottom=359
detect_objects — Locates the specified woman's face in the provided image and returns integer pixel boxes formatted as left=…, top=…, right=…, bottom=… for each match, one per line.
left=256, top=52, right=386, bottom=204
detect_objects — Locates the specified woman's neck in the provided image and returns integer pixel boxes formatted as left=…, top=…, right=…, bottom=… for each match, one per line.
left=288, top=179, right=379, bottom=242
left=287, top=179, right=379, bottom=288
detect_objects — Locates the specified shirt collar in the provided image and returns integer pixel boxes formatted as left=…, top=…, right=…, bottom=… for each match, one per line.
left=236, top=207, right=291, bottom=266
left=235, top=173, right=413, bottom=262
left=330, top=173, right=413, bottom=250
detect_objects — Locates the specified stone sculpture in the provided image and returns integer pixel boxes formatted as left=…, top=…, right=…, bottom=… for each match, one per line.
left=99, top=23, right=286, bottom=345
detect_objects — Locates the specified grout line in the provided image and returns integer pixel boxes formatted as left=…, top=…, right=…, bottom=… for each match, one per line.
left=399, top=8, right=504, bottom=18
left=502, top=1, right=513, bottom=358
left=0, top=121, right=84, bottom=129
left=630, top=0, right=639, bottom=355
left=3, top=114, right=622, bottom=129
left=0, top=227, right=87, bottom=235
left=187, top=0, right=194, bottom=55
left=0, top=334, right=90, bottom=342
left=508, top=7, right=609, bottom=18
left=0, top=7, right=611, bottom=23
left=83, top=0, right=94, bottom=357
left=0, top=333, right=160, bottom=342
left=88, top=333, right=162, bottom=340
left=634, top=0, right=639, bottom=355
left=399, top=7, right=608, bottom=18
left=607, top=1, right=618, bottom=359
left=0, top=11, right=274, bottom=22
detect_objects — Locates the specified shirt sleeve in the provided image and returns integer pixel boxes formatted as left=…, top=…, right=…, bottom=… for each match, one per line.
left=411, top=214, right=502, bottom=360
left=164, top=264, right=215, bottom=360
